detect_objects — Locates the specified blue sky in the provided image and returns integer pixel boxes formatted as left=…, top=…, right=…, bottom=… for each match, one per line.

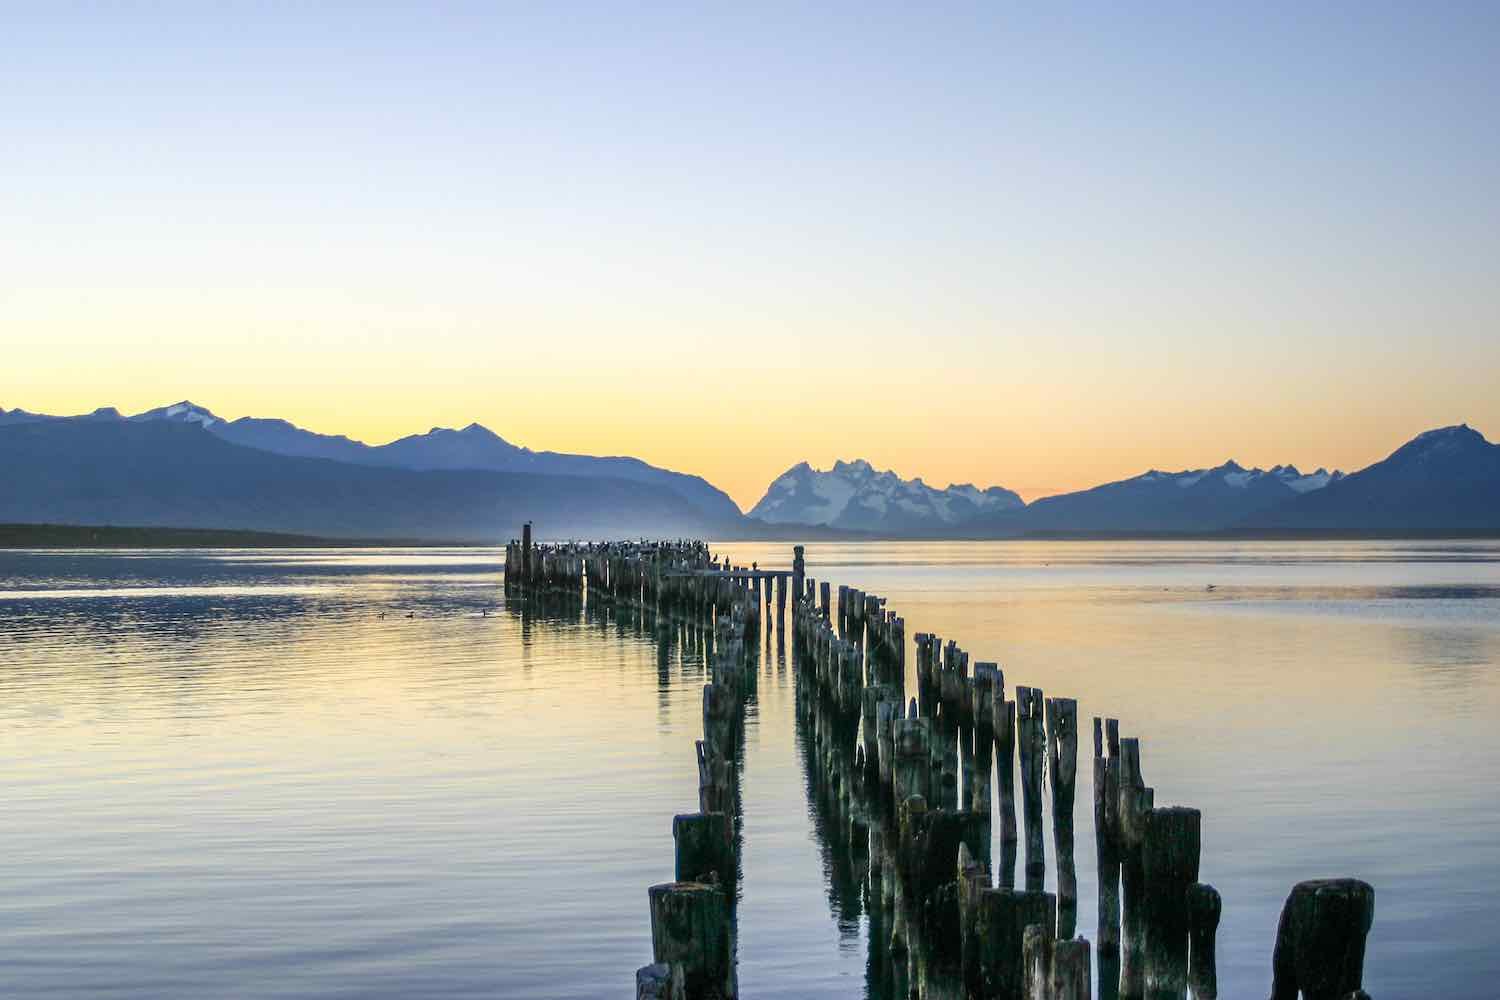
left=4, top=3, right=1498, bottom=504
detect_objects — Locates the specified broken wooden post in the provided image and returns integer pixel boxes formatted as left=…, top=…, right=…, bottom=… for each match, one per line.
left=673, top=812, right=735, bottom=888
left=973, top=887, right=1055, bottom=1000
left=1047, top=696, right=1079, bottom=939
left=1268, top=879, right=1375, bottom=1000
left=1185, top=882, right=1221, bottom=1000
left=648, top=882, right=735, bottom=999
left=1017, top=686, right=1046, bottom=891
left=1141, top=806, right=1200, bottom=1000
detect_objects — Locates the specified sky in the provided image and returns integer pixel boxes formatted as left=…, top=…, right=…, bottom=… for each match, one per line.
left=4, top=3, right=1498, bottom=509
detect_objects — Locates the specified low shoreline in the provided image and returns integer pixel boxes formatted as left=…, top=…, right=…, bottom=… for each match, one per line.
left=0, top=524, right=479, bottom=549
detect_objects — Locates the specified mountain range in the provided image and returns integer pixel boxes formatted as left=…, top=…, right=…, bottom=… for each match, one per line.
left=1, top=400, right=1497, bottom=540
left=0, top=400, right=738, bottom=523
left=750, top=459, right=1023, bottom=534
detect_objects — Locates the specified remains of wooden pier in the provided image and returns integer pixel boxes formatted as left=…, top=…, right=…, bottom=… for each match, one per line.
left=503, top=531, right=1376, bottom=1000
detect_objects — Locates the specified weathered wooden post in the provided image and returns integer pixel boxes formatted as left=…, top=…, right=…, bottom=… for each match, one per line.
left=1017, top=686, right=1046, bottom=891
left=673, top=812, right=736, bottom=888
left=892, top=701, right=933, bottom=809
left=1141, top=806, right=1200, bottom=1000
left=995, top=690, right=1019, bottom=889
left=1268, top=879, right=1375, bottom=1000
left=1047, top=696, right=1079, bottom=939
left=1185, top=882, right=1220, bottom=1000
left=972, top=664, right=999, bottom=819
left=648, top=882, right=735, bottom=999
left=819, top=580, right=831, bottom=623
left=791, top=545, right=805, bottom=614
left=1095, top=718, right=1123, bottom=1000
left=1118, top=738, right=1154, bottom=1000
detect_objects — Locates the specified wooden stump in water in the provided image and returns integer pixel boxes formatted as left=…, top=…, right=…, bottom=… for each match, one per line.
left=1186, top=882, right=1221, bottom=1000
left=1053, top=937, right=1093, bottom=1000
left=1141, top=806, right=1200, bottom=1000
left=1268, top=878, right=1375, bottom=1000
left=648, top=882, right=735, bottom=1000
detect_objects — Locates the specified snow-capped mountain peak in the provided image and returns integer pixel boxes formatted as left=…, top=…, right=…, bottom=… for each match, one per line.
left=129, top=400, right=223, bottom=428
left=750, top=459, right=1023, bottom=532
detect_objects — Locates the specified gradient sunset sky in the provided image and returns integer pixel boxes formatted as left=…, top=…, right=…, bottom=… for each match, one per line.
left=5, top=4, right=1497, bottom=508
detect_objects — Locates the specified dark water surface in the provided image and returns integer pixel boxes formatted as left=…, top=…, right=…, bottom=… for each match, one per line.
left=0, top=541, right=1496, bottom=997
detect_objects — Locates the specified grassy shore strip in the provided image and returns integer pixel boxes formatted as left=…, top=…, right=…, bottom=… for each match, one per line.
left=0, top=523, right=481, bottom=549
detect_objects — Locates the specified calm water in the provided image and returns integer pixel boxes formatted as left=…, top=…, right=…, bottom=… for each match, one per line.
left=0, top=541, right=1496, bottom=998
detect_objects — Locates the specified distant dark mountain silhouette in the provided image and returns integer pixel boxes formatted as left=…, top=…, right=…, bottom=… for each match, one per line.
left=1238, top=425, right=1500, bottom=536
left=0, top=420, right=729, bottom=541
left=974, top=461, right=1341, bottom=536
left=2, top=400, right=741, bottom=520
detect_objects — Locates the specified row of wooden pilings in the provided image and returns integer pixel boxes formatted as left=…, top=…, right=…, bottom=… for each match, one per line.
left=790, top=546, right=1374, bottom=1000
left=502, top=535, right=1374, bottom=999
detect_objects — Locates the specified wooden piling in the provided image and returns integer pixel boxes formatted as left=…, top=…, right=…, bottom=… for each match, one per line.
left=673, top=812, right=735, bottom=887
left=1268, top=879, right=1375, bottom=1000
left=648, top=882, right=735, bottom=1000
left=1094, top=718, right=1123, bottom=1000
left=1047, top=696, right=1079, bottom=939
left=1185, top=882, right=1221, bottom=1000
left=1016, top=686, right=1046, bottom=890
left=994, top=690, right=1019, bottom=889
left=1117, top=738, right=1154, bottom=1000
left=1141, top=806, right=1200, bottom=1000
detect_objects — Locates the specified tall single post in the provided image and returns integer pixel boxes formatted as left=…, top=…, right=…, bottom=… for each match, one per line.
left=1118, top=738, right=1154, bottom=1000
left=791, top=545, right=805, bottom=614
left=1016, top=686, right=1046, bottom=891
left=1095, top=718, right=1123, bottom=1000
left=1047, top=696, right=1079, bottom=939
left=521, top=521, right=533, bottom=588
